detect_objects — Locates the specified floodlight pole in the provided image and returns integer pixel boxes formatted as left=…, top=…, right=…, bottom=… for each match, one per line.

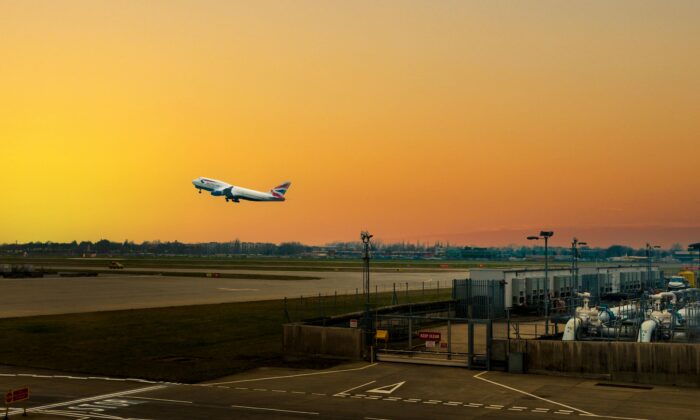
left=361, top=231, right=373, bottom=339
left=571, top=238, right=586, bottom=300
left=645, top=243, right=660, bottom=290
left=544, top=234, right=549, bottom=334
left=528, top=231, right=554, bottom=335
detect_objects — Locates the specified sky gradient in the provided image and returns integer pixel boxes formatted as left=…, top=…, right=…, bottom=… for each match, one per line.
left=1, top=1, right=699, bottom=247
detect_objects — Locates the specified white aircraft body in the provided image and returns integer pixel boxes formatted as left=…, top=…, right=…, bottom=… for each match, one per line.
left=192, top=177, right=291, bottom=203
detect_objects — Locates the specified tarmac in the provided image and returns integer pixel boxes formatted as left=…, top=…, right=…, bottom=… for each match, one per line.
left=1, top=362, right=697, bottom=420
left=0, top=268, right=459, bottom=317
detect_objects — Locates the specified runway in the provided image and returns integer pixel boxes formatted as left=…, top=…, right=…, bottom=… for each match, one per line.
left=0, top=268, right=462, bottom=318
left=1, top=362, right=695, bottom=420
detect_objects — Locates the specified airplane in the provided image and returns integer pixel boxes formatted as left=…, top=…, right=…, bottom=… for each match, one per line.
left=192, top=177, right=291, bottom=203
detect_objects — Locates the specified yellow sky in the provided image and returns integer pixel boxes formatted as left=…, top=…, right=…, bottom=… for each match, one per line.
left=1, top=1, right=699, bottom=247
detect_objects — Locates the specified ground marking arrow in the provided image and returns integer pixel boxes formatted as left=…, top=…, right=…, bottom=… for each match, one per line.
left=366, top=381, right=406, bottom=395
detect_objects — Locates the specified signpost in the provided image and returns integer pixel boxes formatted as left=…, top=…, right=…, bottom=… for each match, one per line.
left=4, top=386, right=29, bottom=419
left=418, top=331, right=441, bottom=341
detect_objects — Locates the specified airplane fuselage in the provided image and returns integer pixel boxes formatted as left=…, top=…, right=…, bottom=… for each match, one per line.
left=192, top=177, right=290, bottom=202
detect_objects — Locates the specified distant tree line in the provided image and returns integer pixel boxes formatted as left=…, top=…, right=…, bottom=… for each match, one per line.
left=0, top=239, right=685, bottom=260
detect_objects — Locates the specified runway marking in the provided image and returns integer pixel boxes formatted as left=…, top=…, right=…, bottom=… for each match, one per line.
left=365, top=396, right=382, bottom=400
left=474, top=371, right=595, bottom=416
left=271, top=389, right=287, bottom=393
left=128, top=396, right=193, bottom=404
left=485, top=404, right=503, bottom=409
left=311, top=393, right=327, bottom=396
left=231, top=404, right=319, bottom=415
left=26, top=385, right=165, bottom=412
left=253, top=388, right=267, bottom=392
left=334, top=380, right=376, bottom=396
left=404, top=398, right=421, bottom=403
left=366, top=381, right=406, bottom=395
left=234, top=387, right=248, bottom=390
left=206, top=363, right=377, bottom=386
left=218, top=288, right=260, bottom=292
left=443, top=402, right=462, bottom=406
left=466, top=403, right=483, bottom=407
left=365, top=417, right=392, bottom=420
left=422, top=399, right=441, bottom=404
left=290, top=391, right=306, bottom=394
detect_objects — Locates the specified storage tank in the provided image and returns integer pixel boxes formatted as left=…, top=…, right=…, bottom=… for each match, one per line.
left=678, top=271, right=697, bottom=288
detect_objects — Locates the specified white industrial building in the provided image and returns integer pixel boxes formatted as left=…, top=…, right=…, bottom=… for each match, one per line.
left=467, top=265, right=662, bottom=309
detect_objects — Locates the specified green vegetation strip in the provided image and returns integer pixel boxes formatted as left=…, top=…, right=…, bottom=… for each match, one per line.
left=0, top=289, right=451, bottom=383
left=55, top=268, right=320, bottom=281
left=1, top=257, right=560, bottom=272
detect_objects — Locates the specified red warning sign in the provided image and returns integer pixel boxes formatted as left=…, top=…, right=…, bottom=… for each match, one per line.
left=5, top=386, right=29, bottom=404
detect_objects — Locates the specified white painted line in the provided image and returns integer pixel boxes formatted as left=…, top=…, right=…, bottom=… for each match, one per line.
left=404, top=398, right=420, bottom=403
left=26, top=385, right=166, bottom=412
left=350, top=395, right=364, bottom=399
left=208, top=363, right=378, bottom=386
left=335, top=380, right=376, bottom=396
left=467, top=403, right=483, bottom=407
left=555, top=412, right=572, bottom=415
left=253, top=388, right=267, bottom=392
left=365, top=417, right=392, bottom=420
left=383, top=397, right=402, bottom=401
left=511, top=406, right=528, bottom=409
left=290, top=391, right=306, bottom=395
left=509, top=408, right=525, bottom=411
left=234, top=387, right=248, bottom=390
left=311, top=393, right=327, bottom=396
left=271, top=389, right=287, bottom=393
left=216, top=386, right=229, bottom=389
left=443, top=402, right=461, bottom=406
left=128, top=396, right=193, bottom=404
left=486, top=405, right=503, bottom=409
left=367, top=381, right=406, bottom=395
left=231, top=404, right=319, bottom=415
left=474, top=371, right=595, bottom=416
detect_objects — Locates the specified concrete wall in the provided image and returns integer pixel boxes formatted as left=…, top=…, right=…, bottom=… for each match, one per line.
left=504, top=340, right=700, bottom=387
left=283, top=324, right=364, bottom=359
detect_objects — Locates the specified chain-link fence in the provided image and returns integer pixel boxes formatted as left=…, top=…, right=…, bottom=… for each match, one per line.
left=284, top=281, right=452, bottom=323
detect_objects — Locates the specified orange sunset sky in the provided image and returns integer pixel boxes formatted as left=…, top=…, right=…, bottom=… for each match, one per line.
left=1, top=1, right=699, bottom=247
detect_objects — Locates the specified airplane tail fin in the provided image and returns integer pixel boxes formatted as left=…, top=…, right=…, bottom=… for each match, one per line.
left=271, top=181, right=291, bottom=199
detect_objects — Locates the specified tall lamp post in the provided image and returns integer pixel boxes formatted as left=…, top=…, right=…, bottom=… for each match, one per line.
left=645, top=243, right=661, bottom=290
left=361, top=231, right=373, bottom=333
left=528, top=231, right=554, bottom=335
left=571, top=238, right=587, bottom=300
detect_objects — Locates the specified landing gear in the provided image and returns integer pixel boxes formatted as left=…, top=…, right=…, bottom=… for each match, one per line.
left=198, top=189, right=202, bottom=194
left=225, top=198, right=229, bottom=202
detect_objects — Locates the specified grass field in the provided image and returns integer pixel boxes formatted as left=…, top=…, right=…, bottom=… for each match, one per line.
left=0, top=289, right=452, bottom=383
left=0, top=256, right=556, bottom=272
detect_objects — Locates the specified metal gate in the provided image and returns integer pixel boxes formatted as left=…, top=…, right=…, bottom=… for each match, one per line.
left=373, top=314, right=492, bottom=369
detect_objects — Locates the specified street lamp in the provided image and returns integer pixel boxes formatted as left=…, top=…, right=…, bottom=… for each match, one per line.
left=528, top=231, right=554, bottom=334
left=571, top=238, right=587, bottom=296
left=645, top=243, right=661, bottom=290
left=361, top=231, right=373, bottom=338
